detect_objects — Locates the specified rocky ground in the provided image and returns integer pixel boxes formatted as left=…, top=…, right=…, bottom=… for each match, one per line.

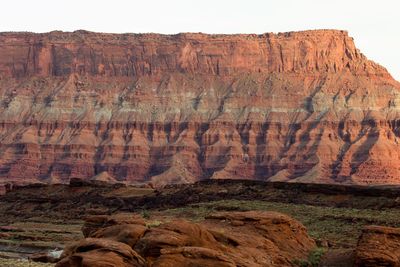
left=0, top=180, right=400, bottom=266
left=57, top=211, right=316, bottom=266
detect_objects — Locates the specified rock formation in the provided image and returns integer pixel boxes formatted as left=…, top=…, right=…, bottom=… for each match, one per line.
left=56, top=211, right=316, bottom=266
left=0, top=29, right=400, bottom=185
left=354, top=225, right=400, bottom=266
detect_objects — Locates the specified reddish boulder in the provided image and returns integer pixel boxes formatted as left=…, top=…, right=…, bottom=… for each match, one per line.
left=91, top=224, right=147, bottom=247
left=354, top=225, right=400, bottom=266
left=153, top=247, right=236, bottom=267
left=204, top=211, right=316, bottom=265
left=135, top=219, right=217, bottom=247
left=56, top=238, right=146, bottom=267
left=60, top=211, right=315, bottom=266
left=81, top=213, right=145, bottom=237
left=134, top=219, right=221, bottom=261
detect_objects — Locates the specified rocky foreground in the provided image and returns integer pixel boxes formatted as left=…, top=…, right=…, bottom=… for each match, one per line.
left=30, top=211, right=400, bottom=266
left=56, top=211, right=315, bottom=266
left=1, top=30, right=400, bottom=185
left=1, top=180, right=400, bottom=266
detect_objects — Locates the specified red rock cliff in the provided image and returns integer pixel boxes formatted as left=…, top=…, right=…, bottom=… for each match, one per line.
left=0, top=30, right=399, bottom=185
left=0, top=30, right=389, bottom=78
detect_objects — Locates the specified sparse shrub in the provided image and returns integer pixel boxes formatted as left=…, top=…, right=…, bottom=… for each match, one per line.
left=293, top=247, right=326, bottom=267
left=141, top=209, right=150, bottom=219
left=308, top=247, right=326, bottom=267
left=146, top=220, right=162, bottom=228
left=292, top=259, right=309, bottom=267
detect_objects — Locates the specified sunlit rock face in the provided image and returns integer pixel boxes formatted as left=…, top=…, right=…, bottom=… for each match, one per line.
left=0, top=30, right=400, bottom=185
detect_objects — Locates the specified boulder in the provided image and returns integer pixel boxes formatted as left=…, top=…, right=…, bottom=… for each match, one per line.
left=153, top=247, right=236, bottom=267
left=56, top=238, right=146, bottom=267
left=91, top=224, right=147, bottom=247
left=60, top=211, right=315, bottom=266
left=354, top=225, right=400, bottom=266
left=134, top=219, right=220, bottom=260
left=82, top=213, right=145, bottom=237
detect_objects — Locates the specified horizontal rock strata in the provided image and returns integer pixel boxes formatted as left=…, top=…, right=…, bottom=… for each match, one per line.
left=0, top=30, right=399, bottom=185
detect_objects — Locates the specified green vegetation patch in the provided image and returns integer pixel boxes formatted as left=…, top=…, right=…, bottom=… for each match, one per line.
left=159, top=199, right=400, bottom=247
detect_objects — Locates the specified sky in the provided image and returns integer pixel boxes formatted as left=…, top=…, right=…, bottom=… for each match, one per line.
left=1, top=0, right=399, bottom=80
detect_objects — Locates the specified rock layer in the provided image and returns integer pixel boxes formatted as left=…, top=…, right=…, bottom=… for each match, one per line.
left=0, top=30, right=400, bottom=185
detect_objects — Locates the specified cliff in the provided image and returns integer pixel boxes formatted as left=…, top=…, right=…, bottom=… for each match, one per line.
left=0, top=30, right=390, bottom=78
left=0, top=29, right=399, bottom=185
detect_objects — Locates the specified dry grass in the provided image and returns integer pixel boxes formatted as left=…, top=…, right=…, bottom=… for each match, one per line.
left=0, top=258, right=54, bottom=267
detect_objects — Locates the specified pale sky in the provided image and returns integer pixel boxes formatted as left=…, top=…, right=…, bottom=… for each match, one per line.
left=1, top=0, right=399, bottom=80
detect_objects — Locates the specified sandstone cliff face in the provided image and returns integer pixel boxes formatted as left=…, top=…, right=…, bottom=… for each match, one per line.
left=0, top=30, right=390, bottom=78
left=0, top=30, right=399, bottom=185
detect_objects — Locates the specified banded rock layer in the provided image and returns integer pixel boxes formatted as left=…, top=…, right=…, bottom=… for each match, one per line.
left=0, top=30, right=400, bottom=185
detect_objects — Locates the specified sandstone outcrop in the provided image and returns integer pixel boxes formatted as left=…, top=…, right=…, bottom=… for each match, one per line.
left=0, top=30, right=399, bottom=185
left=57, top=211, right=316, bottom=266
left=57, top=238, right=146, bottom=267
left=81, top=213, right=146, bottom=237
left=354, top=225, right=400, bottom=266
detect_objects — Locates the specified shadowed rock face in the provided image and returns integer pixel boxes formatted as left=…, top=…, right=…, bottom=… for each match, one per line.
left=0, top=30, right=400, bottom=185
